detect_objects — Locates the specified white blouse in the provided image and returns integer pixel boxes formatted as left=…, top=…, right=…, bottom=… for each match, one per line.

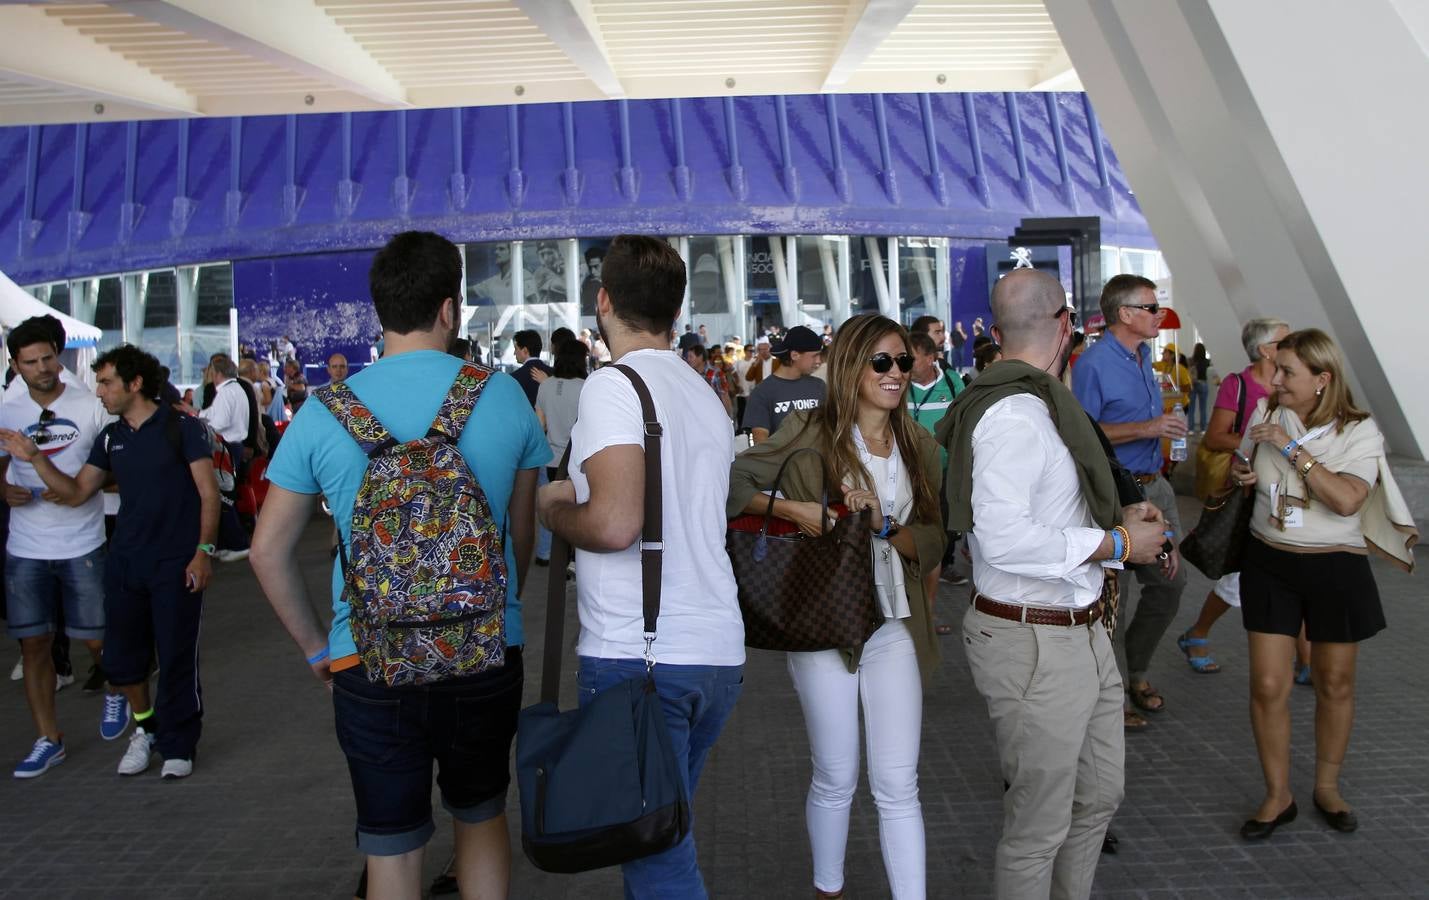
left=856, top=427, right=913, bottom=620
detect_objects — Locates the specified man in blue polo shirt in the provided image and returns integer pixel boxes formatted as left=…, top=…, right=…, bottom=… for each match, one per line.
left=1072, top=274, right=1188, bottom=729
left=251, top=231, right=547, bottom=900
left=0, top=344, right=220, bottom=778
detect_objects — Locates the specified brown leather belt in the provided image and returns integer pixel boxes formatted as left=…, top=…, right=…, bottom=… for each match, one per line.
left=1133, top=473, right=1160, bottom=486
left=972, top=593, right=1103, bottom=627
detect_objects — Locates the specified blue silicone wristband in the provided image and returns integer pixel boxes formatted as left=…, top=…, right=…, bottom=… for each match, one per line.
left=306, top=647, right=330, bottom=665
left=1282, top=440, right=1298, bottom=458
left=1111, top=529, right=1123, bottom=561
left=876, top=515, right=893, bottom=539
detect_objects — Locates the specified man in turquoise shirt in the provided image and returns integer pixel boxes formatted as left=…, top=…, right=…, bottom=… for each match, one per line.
left=252, top=231, right=548, bottom=899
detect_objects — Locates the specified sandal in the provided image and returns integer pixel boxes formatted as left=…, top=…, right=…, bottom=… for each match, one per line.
left=1176, top=631, right=1221, bottom=674
left=1294, top=662, right=1313, bottom=685
left=1128, top=684, right=1166, bottom=713
left=1124, top=709, right=1149, bottom=730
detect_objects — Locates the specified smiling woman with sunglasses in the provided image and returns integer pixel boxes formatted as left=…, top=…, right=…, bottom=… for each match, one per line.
left=728, top=314, right=945, bottom=900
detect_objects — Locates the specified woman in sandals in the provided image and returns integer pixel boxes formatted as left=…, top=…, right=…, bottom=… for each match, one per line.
left=1230, top=328, right=1416, bottom=840
left=728, top=314, right=946, bottom=900
left=1177, top=317, right=1303, bottom=675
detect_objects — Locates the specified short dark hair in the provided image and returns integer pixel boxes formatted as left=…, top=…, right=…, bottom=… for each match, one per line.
left=974, top=341, right=1002, bottom=372
left=553, top=341, right=588, bottom=379
left=550, top=327, right=576, bottom=354
left=93, top=344, right=162, bottom=400
left=909, top=315, right=940, bottom=335
left=908, top=332, right=939, bottom=356
left=584, top=246, right=604, bottom=265
left=7, top=315, right=64, bottom=359
left=601, top=235, right=686, bottom=335
left=683, top=344, right=707, bottom=362
left=448, top=337, right=472, bottom=361
left=513, top=329, right=542, bottom=357
left=369, top=231, right=462, bottom=335
left=971, top=334, right=994, bottom=352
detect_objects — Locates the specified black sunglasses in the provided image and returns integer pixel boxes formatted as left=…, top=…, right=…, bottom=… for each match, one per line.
left=868, top=352, right=914, bottom=375
left=33, top=409, right=58, bottom=445
left=1125, top=303, right=1161, bottom=315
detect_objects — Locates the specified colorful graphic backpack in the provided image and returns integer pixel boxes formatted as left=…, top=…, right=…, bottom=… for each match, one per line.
left=316, top=365, right=508, bottom=687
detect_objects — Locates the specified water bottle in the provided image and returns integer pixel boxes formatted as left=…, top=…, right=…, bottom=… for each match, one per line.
left=1170, top=403, right=1188, bottom=462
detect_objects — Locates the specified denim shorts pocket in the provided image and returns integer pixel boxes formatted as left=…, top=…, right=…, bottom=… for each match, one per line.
left=333, top=682, right=404, bottom=767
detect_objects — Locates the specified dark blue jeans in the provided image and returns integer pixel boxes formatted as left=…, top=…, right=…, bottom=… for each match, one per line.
left=577, top=657, right=744, bottom=900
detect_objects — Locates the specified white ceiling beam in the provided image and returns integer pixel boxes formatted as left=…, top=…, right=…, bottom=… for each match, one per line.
left=122, top=0, right=409, bottom=106
left=0, top=5, right=198, bottom=115
left=510, top=0, right=624, bottom=97
left=1029, top=47, right=1081, bottom=90
left=821, top=0, right=920, bottom=90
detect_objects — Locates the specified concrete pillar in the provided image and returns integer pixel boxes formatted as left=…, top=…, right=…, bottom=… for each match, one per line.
left=1047, top=0, right=1429, bottom=458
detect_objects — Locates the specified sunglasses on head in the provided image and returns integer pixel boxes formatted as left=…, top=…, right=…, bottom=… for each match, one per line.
left=868, top=352, right=914, bottom=375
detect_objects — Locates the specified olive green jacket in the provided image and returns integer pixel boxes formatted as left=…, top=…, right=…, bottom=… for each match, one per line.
left=726, top=412, right=946, bottom=683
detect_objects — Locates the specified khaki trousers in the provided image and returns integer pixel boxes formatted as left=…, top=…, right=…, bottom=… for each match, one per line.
left=962, top=605, right=1125, bottom=900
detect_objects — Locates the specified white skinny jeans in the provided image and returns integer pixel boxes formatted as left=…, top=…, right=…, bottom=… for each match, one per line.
left=787, top=619, right=925, bottom=899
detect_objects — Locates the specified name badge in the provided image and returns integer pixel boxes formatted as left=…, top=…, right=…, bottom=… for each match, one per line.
left=1283, top=506, right=1304, bottom=528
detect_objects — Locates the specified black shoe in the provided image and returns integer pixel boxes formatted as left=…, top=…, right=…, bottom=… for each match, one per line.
left=1313, top=795, right=1359, bottom=833
left=535, top=557, right=550, bottom=567
left=1101, top=829, right=1119, bottom=854
left=83, top=664, right=106, bottom=693
left=1240, top=801, right=1297, bottom=840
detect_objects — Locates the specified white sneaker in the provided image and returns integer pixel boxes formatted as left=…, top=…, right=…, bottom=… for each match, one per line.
left=160, top=758, right=193, bottom=780
left=55, top=671, right=75, bottom=692
left=117, top=729, right=154, bottom=776
left=215, top=549, right=250, bottom=563
left=10, top=658, right=23, bottom=681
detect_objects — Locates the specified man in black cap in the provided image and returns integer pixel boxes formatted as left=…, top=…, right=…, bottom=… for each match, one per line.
left=741, top=324, right=825, bottom=443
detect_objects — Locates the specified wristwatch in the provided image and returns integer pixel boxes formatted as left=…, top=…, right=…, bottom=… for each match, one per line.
left=197, top=543, right=217, bottom=557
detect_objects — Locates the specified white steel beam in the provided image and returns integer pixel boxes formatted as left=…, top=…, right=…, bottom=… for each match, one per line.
left=0, top=5, right=198, bottom=115
left=821, top=0, right=920, bottom=90
left=511, top=0, right=624, bottom=98
left=123, top=0, right=408, bottom=106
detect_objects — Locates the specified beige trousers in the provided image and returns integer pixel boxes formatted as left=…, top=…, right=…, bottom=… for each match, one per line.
left=961, top=605, right=1125, bottom=900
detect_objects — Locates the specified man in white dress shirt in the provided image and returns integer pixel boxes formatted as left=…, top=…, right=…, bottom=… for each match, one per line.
left=938, top=269, right=1167, bottom=899
left=197, top=354, right=249, bottom=561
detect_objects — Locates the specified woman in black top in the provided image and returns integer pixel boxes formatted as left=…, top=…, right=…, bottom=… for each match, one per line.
left=1189, top=342, right=1211, bottom=433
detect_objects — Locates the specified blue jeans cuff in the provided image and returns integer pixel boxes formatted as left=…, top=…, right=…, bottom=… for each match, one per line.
left=355, top=818, right=436, bottom=857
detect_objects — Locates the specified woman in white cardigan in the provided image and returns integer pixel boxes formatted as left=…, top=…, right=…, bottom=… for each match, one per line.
left=1231, top=328, right=1416, bottom=841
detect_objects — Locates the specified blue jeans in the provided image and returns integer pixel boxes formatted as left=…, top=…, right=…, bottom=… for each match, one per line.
left=535, top=466, right=552, bottom=561
left=577, top=657, right=744, bottom=900
left=1188, top=380, right=1210, bottom=431
left=4, top=547, right=107, bottom=641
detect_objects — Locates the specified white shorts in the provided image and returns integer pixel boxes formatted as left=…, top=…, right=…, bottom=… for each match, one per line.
left=1212, top=572, right=1241, bottom=608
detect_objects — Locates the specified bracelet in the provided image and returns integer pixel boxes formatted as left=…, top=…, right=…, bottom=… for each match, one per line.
left=306, top=647, right=330, bottom=665
left=1110, top=528, right=1124, bottom=562
left=1113, top=525, right=1132, bottom=564
left=875, top=515, right=893, bottom=539
left=1300, top=458, right=1319, bottom=477
left=1282, top=440, right=1298, bottom=459
left=1289, top=446, right=1303, bottom=465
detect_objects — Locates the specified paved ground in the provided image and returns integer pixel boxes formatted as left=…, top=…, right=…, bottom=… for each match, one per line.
left=2, top=497, right=1427, bottom=899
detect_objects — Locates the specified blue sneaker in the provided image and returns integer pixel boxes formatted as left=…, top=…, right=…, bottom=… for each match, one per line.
left=14, top=737, right=65, bottom=779
left=100, top=693, right=131, bottom=741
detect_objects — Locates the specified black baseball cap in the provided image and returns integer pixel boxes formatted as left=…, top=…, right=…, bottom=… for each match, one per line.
left=774, top=325, right=823, bottom=356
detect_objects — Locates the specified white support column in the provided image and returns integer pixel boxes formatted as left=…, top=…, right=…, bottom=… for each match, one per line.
left=769, top=235, right=800, bottom=329
left=176, top=265, right=199, bottom=383
left=71, top=279, right=98, bottom=325
left=561, top=238, right=581, bottom=335
left=672, top=236, right=691, bottom=336
left=1046, top=0, right=1429, bottom=457
left=838, top=236, right=852, bottom=324
left=121, top=272, right=149, bottom=347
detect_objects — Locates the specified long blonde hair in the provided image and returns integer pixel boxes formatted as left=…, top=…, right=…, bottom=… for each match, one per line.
left=797, top=314, right=939, bottom=525
left=1268, top=328, right=1368, bottom=432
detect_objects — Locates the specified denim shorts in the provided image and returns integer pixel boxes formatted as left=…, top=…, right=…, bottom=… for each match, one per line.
left=332, top=647, right=524, bottom=856
left=4, top=547, right=106, bottom=641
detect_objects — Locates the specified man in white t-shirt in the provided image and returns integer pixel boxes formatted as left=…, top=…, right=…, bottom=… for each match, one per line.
left=0, top=317, right=122, bottom=779
left=538, top=234, right=744, bottom=899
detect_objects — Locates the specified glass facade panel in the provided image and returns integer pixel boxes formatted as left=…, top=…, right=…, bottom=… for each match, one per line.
left=183, top=264, right=234, bottom=385
left=94, top=277, right=122, bottom=352
left=897, top=237, right=942, bottom=325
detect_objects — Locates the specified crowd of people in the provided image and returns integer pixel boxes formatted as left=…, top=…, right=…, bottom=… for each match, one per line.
left=1, top=231, right=1415, bottom=900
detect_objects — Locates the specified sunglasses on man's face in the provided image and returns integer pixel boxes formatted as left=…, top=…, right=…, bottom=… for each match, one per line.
left=1126, top=303, right=1161, bottom=315
left=868, top=352, right=914, bottom=375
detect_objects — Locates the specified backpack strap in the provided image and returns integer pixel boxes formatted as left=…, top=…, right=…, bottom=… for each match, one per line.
left=427, top=364, right=492, bottom=443
left=315, top=382, right=395, bottom=458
